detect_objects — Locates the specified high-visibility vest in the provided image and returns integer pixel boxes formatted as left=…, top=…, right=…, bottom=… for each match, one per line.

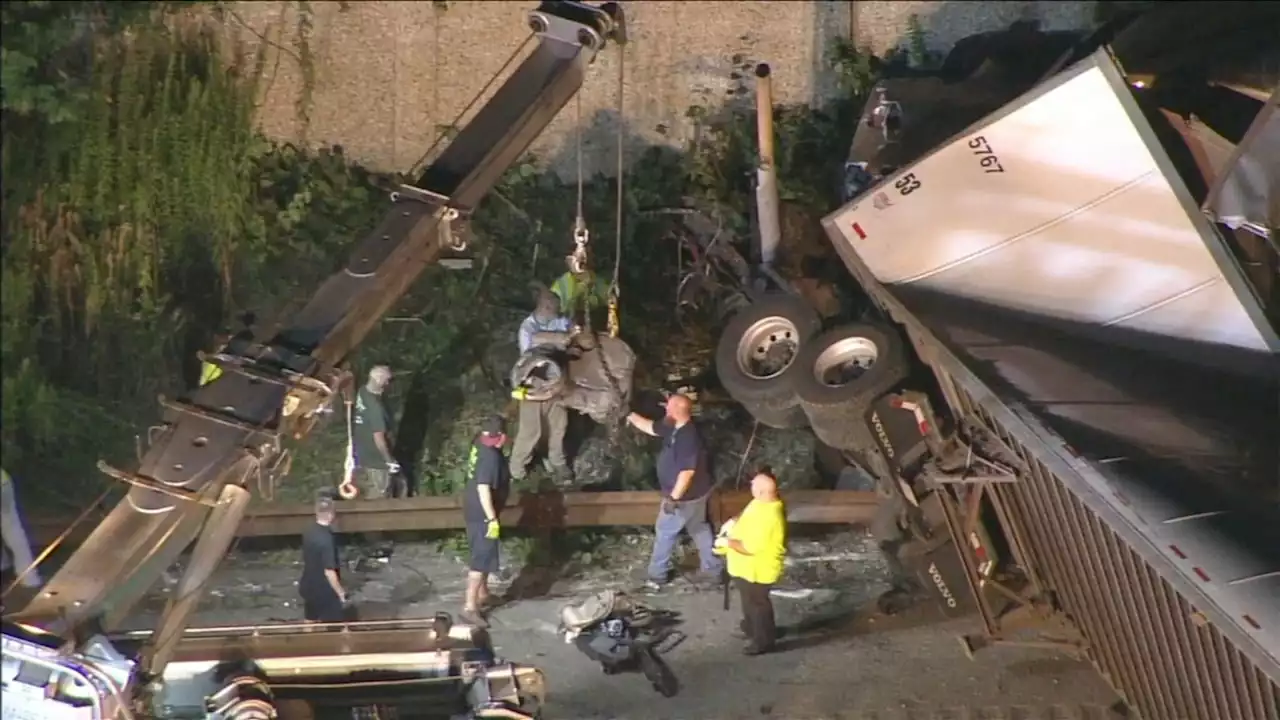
left=199, top=362, right=223, bottom=386
left=551, top=272, right=606, bottom=316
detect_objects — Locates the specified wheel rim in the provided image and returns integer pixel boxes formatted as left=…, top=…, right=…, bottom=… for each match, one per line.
left=813, top=337, right=878, bottom=386
left=736, top=316, right=800, bottom=380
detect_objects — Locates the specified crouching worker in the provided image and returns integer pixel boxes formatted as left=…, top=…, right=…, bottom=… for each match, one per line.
left=716, top=471, right=787, bottom=655
left=462, top=416, right=511, bottom=628
left=299, top=492, right=348, bottom=624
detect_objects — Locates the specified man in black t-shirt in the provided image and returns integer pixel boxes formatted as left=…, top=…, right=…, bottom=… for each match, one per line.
left=461, top=415, right=511, bottom=628
left=299, top=493, right=347, bottom=623
left=626, top=393, right=723, bottom=589
left=351, top=365, right=400, bottom=498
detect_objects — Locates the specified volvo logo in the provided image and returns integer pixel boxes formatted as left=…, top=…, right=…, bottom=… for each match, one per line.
left=928, top=562, right=958, bottom=609
left=871, top=412, right=895, bottom=459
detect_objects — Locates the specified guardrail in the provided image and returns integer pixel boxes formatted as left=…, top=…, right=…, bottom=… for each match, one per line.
left=28, top=490, right=880, bottom=545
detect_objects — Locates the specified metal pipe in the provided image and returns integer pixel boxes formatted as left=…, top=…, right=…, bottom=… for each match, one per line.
left=754, top=63, right=783, bottom=266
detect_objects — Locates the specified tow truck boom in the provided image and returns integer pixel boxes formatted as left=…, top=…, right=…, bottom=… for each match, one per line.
left=7, top=0, right=625, bottom=686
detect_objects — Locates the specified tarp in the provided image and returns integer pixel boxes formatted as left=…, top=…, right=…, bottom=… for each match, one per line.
left=1202, top=85, right=1279, bottom=241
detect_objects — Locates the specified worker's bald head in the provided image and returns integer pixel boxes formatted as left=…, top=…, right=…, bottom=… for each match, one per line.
left=750, top=472, right=778, bottom=501
left=664, top=393, right=693, bottom=422
left=368, top=365, right=392, bottom=392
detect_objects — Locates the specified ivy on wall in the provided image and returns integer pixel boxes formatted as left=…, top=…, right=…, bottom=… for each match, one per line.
left=1, top=2, right=889, bottom=510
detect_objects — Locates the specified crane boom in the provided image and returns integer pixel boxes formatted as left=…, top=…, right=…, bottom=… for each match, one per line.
left=7, top=1, right=625, bottom=671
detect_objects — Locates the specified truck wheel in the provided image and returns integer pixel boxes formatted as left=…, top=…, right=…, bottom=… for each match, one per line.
left=715, top=294, right=820, bottom=412
left=740, top=398, right=809, bottom=430
left=794, top=324, right=908, bottom=451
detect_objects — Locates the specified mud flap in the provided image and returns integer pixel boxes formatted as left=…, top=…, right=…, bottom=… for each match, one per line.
left=902, top=492, right=978, bottom=619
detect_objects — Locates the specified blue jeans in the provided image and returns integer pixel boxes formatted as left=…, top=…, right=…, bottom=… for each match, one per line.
left=647, top=493, right=723, bottom=582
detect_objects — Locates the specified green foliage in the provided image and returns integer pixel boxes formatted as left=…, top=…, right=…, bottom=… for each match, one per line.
left=0, top=19, right=386, bottom=508
left=0, top=1, right=201, bottom=124
left=2, top=7, right=886, bottom=511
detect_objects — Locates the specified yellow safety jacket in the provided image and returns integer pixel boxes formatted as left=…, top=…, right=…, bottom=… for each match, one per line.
left=199, top=361, right=223, bottom=387
left=726, top=498, right=787, bottom=585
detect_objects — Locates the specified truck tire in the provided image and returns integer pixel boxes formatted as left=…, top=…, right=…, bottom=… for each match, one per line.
left=715, top=294, right=820, bottom=419
left=739, top=397, right=808, bottom=430
left=794, top=323, right=908, bottom=451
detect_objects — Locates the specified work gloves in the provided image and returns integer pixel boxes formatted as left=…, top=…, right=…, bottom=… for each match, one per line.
left=486, top=518, right=501, bottom=540
left=660, top=497, right=679, bottom=516
left=387, top=460, right=401, bottom=475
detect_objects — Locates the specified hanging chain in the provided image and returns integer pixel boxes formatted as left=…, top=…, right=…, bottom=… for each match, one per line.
left=607, top=44, right=625, bottom=338
left=570, top=93, right=590, bottom=275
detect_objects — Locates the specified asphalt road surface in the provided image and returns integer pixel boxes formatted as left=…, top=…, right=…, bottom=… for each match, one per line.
left=111, top=531, right=1126, bottom=719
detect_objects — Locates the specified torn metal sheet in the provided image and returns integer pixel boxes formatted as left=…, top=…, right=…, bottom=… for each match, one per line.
left=1202, top=85, right=1279, bottom=240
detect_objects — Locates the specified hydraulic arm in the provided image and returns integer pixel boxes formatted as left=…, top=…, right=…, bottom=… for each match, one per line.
left=7, top=0, right=626, bottom=680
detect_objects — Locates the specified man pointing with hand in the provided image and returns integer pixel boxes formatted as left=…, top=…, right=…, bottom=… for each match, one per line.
left=626, top=393, right=724, bottom=590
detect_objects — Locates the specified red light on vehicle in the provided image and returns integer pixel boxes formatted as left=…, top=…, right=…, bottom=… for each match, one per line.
left=851, top=221, right=867, bottom=240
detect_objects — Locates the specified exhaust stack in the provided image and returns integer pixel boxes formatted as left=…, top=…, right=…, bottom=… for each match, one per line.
left=755, top=63, right=782, bottom=266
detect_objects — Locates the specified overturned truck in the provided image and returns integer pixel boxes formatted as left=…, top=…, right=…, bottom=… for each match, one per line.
left=716, top=7, right=1279, bottom=720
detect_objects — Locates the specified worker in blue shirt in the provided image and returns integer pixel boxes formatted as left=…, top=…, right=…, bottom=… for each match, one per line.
left=511, top=289, right=573, bottom=484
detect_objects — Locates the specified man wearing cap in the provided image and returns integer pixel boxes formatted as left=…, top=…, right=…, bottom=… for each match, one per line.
left=626, top=393, right=724, bottom=589
left=351, top=365, right=400, bottom=499
left=461, top=416, right=511, bottom=627
left=299, top=492, right=347, bottom=623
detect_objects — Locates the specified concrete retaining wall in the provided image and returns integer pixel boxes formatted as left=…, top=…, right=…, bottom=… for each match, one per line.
left=216, top=0, right=1095, bottom=177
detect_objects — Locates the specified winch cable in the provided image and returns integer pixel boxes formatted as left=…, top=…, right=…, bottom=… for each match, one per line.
left=607, top=44, right=625, bottom=339
left=570, top=91, right=592, bottom=333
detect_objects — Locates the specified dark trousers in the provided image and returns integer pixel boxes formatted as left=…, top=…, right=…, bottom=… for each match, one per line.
left=736, top=578, right=776, bottom=651
left=302, top=588, right=345, bottom=623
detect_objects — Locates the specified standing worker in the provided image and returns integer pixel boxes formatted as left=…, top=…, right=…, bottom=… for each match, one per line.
left=298, top=492, right=347, bottom=623
left=1, top=468, right=43, bottom=589
left=716, top=471, right=787, bottom=656
left=461, top=416, right=511, bottom=628
left=350, top=365, right=400, bottom=499
left=550, top=256, right=610, bottom=328
left=511, top=289, right=573, bottom=485
left=625, top=393, right=724, bottom=590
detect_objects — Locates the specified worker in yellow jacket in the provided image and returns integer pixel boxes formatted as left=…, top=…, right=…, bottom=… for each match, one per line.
left=198, top=330, right=233, bottom=387
left=550, top=259, right=610, bottom=327
left=716, top=470, right=787, bottom=655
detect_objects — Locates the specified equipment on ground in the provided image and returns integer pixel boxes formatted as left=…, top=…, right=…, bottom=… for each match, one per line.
left=2, top=3, right=631, bottom=718
left=559, top=590, right=681, bottom=698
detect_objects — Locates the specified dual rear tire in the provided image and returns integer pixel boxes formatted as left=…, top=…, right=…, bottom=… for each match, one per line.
left=714, top=294, right=909, bottom=450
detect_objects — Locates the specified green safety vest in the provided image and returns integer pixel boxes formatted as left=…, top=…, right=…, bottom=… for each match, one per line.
left=551, top=272, right=608, bottom=316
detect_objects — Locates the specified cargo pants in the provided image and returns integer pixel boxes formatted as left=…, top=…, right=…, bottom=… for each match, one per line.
left=509, top=399, right=570, bottom=480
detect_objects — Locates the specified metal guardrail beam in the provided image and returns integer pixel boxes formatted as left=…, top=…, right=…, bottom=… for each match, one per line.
left=28, top=490, right=880, bottom=545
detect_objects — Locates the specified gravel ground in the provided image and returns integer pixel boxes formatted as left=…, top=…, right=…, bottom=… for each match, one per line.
left=116, top=529, right=1125, bottom=719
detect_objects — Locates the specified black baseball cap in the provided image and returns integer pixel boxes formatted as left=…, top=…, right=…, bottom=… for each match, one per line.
left=481, top=415, right=506, bottom=436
